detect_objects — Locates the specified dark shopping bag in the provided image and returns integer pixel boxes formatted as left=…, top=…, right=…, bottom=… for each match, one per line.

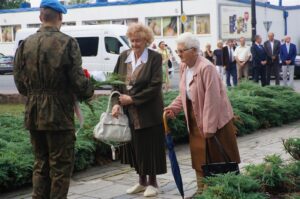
left=201, top=136, right=240, bottom=177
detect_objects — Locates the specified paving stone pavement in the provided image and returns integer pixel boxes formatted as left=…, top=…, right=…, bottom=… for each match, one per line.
left=1, top=122, right=299, bottom=199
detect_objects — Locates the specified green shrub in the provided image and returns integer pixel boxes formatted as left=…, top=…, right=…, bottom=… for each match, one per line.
left=0, top=96, right=111, bottom=191
left=0, top=114, right=33, bottom=191
left=163, top=90, right=188, bottom=141
left=2, top=82, right=300, bottom=191
left=285, top=161, right=300, bottom=192
left=283, top=138, right=300, bottom=160
left=227, top=82, right=300, bottom=135
left=195, top=172, right=266, bottom=199
left=245, top=154, right=300, bottom=194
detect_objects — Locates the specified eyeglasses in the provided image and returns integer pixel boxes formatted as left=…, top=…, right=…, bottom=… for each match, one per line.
left=175, top=48, right=193, bottom=54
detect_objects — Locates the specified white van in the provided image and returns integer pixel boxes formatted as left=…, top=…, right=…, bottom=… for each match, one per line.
left=14, top=25, right=130, bottom=77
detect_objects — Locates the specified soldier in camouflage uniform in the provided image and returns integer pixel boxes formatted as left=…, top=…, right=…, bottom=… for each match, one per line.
left=13, top=0, right=94, bottom=198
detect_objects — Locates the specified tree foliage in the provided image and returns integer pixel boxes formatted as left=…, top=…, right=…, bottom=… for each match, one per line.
left=0, top=0, right=25, bottom=9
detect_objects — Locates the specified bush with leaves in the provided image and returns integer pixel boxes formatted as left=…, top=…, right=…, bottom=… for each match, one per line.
left=195, top=172, right=266, bottom=199
left=2, top=82, right=300, bottom=191
left=0, top=114, right=33, bottom=191
left=163, top=90, right=188, bottom=141
left=195, top=140, right=300, bottom=198
left=245, top=154, right=300, bottom=194
left=283, top=138, right=300, bottom=160
left=0, top=96, right=112, bottom=191
left=228, top=82, right=300, bottom=135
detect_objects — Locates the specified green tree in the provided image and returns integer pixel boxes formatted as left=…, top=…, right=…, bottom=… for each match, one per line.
left=0, top=0, right=25, bottom=9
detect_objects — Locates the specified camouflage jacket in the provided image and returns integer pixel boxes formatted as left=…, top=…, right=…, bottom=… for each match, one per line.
left=14, top=26, right=94, bottom=131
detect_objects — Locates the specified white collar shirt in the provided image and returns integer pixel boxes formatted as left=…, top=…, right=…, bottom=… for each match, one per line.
left=233, top=45, right=251, bottom=62
left=227, top=46, right=234, bottom=62
left=186, top=66, right=195, bottom=100
left=286, top=43, right=290, bottom=53
left=125, top=48, right=148, bottom=73
left=270, top=40, right=274, bottom=54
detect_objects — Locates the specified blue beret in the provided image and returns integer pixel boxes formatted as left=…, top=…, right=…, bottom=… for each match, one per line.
left=40, top=0, right=67, bottom=14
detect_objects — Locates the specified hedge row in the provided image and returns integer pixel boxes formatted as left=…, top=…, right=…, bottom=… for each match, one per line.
left=1, top=82, right=300, bottom=191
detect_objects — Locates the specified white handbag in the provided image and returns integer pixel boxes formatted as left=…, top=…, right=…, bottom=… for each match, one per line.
left=93, top=91, right=131, bottom=145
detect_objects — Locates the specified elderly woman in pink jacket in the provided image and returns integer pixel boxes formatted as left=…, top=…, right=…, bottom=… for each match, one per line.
left=164, top=32, right=240, bottom=196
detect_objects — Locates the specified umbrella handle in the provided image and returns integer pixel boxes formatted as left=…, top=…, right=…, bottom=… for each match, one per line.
left=163, top=112, right=170, bottom=135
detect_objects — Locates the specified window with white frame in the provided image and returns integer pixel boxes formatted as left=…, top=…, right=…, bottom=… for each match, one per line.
left=0, top=25, right=21, bottom=42
left=62, top=21, right=76, bottom=26
left=196, top=15, right=210, bottom=34
left=27, top=23, right=41, bottom=28
left=82, top=18, right=138, bottom=26
left=146, top=15, right=210, bottom=36
left=147, top=17, right=162, bottom=36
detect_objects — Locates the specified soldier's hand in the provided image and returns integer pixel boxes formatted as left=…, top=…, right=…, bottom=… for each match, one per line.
left=112, top=104, right=121, bottom=118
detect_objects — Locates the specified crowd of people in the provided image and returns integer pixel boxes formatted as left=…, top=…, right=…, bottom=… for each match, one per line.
left=150, top=32, right=298, bottom=90
left=202, top=33, right=297, bottom=88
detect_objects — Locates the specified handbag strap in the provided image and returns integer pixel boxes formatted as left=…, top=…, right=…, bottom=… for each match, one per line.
left=205, top=136, right=232, bottom=164
left=106, top=91, right=124, bottom=114
left=101, top=140, right=128, bottom=160
left=205, top=139, right=212, bottom=164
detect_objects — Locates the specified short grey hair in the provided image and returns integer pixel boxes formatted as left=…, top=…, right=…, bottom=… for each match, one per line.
left=176, top=32, right=200, bottom=52
left=254, top=35, right=261, bottom=41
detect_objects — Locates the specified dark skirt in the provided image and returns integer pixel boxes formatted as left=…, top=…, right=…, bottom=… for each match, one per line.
left=187, top=99, right=241, bottom=173
left=120, top=124, right=167, bottom=175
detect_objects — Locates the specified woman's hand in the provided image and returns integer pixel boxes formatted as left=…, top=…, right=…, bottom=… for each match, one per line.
left=112, top=104, right=121, bottom=118
left=119, top=94, right=133, bottom=106
left=164, top=108, right=175, bottom=119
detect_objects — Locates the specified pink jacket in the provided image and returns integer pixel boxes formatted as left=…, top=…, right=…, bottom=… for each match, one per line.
left=167, top=56, right=234, bottom=135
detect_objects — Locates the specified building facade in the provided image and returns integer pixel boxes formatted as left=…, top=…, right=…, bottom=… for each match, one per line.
left=0, top=0, right=299, bottom=55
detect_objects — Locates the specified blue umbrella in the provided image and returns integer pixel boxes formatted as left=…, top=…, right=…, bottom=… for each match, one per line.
left=163, top=113, right=184, bottom=198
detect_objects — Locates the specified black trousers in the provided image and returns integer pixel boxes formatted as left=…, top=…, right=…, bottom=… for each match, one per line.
left=266, top=61, right=280, bottom=85
left=30, top=130, right=75, bottom=199
left=253, top=65, right=267, bottom=86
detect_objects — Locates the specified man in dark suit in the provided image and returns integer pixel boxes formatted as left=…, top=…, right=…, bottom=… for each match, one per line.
left=251, top=35, right=268, bottom=86
left=223, top=39, right=237, bottom=87
left=264, top=32, right=281, bottom=85
left=280, top=36, right=297, bottom=87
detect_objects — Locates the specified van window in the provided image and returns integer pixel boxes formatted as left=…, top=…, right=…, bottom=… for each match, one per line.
left=76, top=37, right=99, bottom=56
left=105, top=37, right=123, bottom=54
left=121, top=36, right=130, bottom=48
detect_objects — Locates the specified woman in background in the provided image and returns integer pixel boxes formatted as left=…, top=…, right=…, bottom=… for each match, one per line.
left=213, top=40, right=225, bottom=81
left=204, top=43, right=214, bottom=63
left=158, top=41, right=170, bottom=91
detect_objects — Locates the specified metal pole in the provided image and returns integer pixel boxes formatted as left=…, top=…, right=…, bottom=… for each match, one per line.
left=251, top=0, right=256, bottom=43
left=180, top=0, right=184, bottom=33
left=279, top=0, right=282, bottom=6
left=283, top=11, right=288, bottom=35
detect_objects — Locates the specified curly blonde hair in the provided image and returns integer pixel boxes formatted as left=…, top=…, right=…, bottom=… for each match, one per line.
left=126, top=23, right=154, bottom=46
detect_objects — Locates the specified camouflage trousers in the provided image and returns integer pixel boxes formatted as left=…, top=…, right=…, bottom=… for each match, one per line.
left=30, top=130, right=75, bottom=199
